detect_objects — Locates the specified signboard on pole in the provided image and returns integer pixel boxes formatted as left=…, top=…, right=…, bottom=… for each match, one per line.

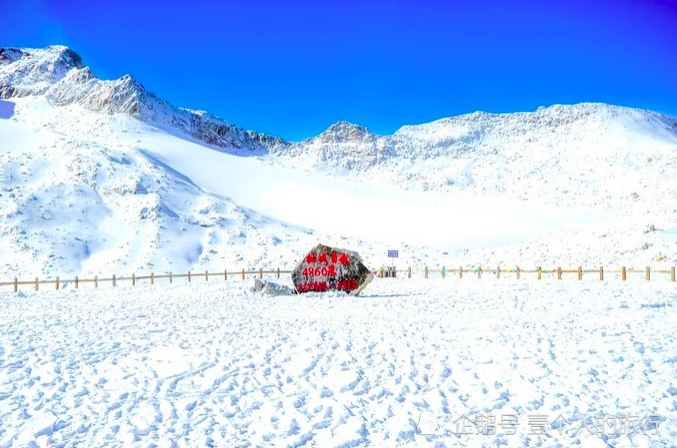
left=388, top=250, right=399, bottom=258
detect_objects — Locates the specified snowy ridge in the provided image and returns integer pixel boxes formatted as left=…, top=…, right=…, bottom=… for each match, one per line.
left=47, top=67, right=287, bottom=153
left=277, top=103, right=677, bottom=210
left=2, top=46, right=286, bottom=153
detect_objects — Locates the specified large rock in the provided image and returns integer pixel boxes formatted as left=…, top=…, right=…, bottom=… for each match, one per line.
left=253, top=279, right=294, bottom=296
left=292, top=244, right=373, bottom=295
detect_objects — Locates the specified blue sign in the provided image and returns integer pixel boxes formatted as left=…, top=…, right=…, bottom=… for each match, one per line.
left=388, top=250, right=399, bottom=258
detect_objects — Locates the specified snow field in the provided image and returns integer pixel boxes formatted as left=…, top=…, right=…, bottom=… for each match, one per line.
left=0, top=280, right=675, bottom=446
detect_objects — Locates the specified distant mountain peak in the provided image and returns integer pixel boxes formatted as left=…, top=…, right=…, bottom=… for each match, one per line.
left=316, top=120, right=376, bottom=143
left=45, top=45, right=84, bottom=68
left=325, top=120, right=368, bottom=132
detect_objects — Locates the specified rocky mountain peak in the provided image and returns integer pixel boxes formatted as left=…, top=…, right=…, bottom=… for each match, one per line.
left=46, top=45, right=84, bottom=70
left=317, top=120, right=375, bottom=143
left=0, top=45, right=84, bottom=98
left=0, top=45, right=289, bottom=154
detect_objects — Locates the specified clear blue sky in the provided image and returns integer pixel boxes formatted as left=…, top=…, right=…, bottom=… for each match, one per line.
left=2, top=0, right=676, bottom=141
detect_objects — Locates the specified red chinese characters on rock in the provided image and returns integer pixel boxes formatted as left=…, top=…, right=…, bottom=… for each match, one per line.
left=305, top=252, right=350, bottom=266
left=297, top=279, right=358, bottom=292
left=292, top=244, right=373, bottom=295
left=299, top=251, right=356, bottom=291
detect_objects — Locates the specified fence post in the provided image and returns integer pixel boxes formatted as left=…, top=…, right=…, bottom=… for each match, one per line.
left=188, top=271, right=191, bottom=282
left=646, top=266, right=650, bottom=281
left=578, top=267, right=582, bottom=281
left=95, top=276, right=98, bottom=288
left=424, top=266, right=428, bottom=279
left=132, top=273, right=136, bottom=286
left=113, top=274, right=116, bottom=287
left=206, top=270, right=209, bottom=282
left=277, top=268, right=280, bottom=279
left=622, top=266, right=626, bottom=281
left=224, top=269, right=227, bottom=281
left=516, top=266, right=520, bottom=280
left=14, top=278, right=17, bottom=293
left=35, top=277, right=38, bottom=291
left=497, top=266, right=500, bottom=279
left=441, top=267, right=445, bottom=279
left=75, top=276, right=78, bottom=289
left=242, top=269, right=245, bottom=280
left=408, top=266, right=411, bottom=278
left=56, top=276, right=59, bottom=290
left=557, top=267, right=562, bottom=280
left=672, top=266, right=676, bottom=282
left=151, top=272, right=154, bottom=285
left=538, top=266, right=542, bottom=280
left=259, top=268, right=263, bottom=279
left=478, top=266, right=482, bottom=279
left=169, top=271, right=173, bottom=284
left=599, top=267, right=603, bottom=281
left=459, top=267, right=463, bottom=279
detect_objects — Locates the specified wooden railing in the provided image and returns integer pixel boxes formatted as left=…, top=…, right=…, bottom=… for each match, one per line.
left=410, top=266, right=676, bottom=282
left=0, top=269, right=293, bottom=293
left=1, top=265, right=675, bottom=294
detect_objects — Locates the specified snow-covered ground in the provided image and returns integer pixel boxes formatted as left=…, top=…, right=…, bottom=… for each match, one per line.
left=1, top=279, right=675, bottom=447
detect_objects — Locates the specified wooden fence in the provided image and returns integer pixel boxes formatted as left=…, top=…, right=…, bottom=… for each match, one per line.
left=0, top=265, right=675, bottom=293
left=412, top=266, right=676, bottom=282
left=0, top=269, right=292, bottom=293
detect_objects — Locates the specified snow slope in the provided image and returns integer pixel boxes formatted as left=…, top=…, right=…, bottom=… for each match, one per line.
left=1, top=45, right=676, bottom=278
left=0, top=96, right=320, bottom=278
left=0, top=96, right=619, bottom=278
left=275, top=106, right=677, bottom=212
left=0, top=279, right=675, bottom=446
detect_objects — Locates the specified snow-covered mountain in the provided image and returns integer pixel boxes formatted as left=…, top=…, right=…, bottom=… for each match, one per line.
left=1, top=46, right=286, bottom=153
left=0, top=46, right=312, bottom=277
left=1, top=45, right=675, bottom=278
left=276, top=104, right=677, bottom=210
left=0, top=97, right=314, bottom=277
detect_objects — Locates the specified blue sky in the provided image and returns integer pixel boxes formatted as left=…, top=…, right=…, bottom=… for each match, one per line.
left=2, top=0, right=676, bottom=141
